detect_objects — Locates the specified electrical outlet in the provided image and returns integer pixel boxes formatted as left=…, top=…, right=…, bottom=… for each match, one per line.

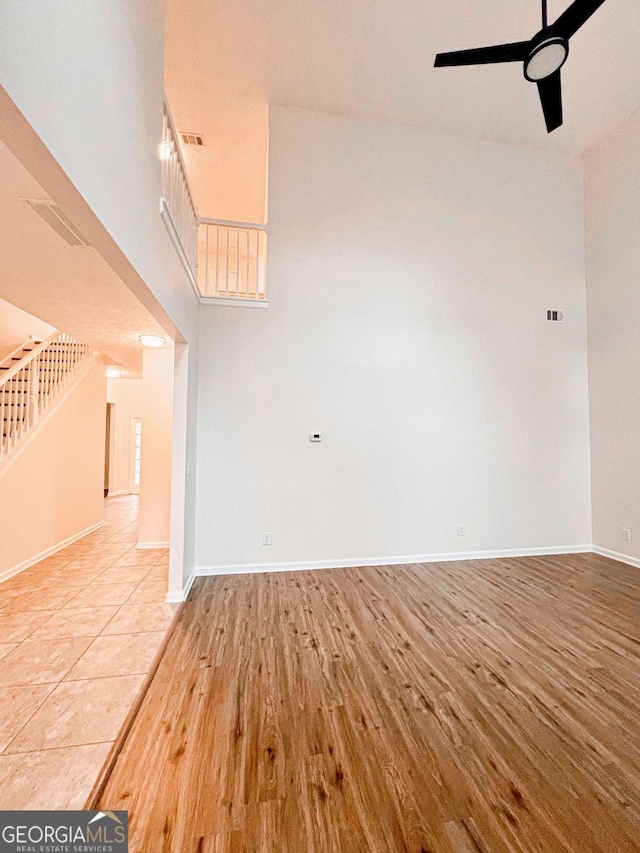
left=262, top=532, right=272, bottom=546
left=457, top=524, right=465, bottom=537
left=622, top=528, right=631, bottom=542
left=309, top=432, right=322, bottom=442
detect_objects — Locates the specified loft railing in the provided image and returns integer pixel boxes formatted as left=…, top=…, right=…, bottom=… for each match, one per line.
left=160, top=98, right=199, bottom=292
left=198, top=219, right=268, bottom=302
left=0, top=332, right=93, bottom=463
left=160, top=97, right=268, bottom=304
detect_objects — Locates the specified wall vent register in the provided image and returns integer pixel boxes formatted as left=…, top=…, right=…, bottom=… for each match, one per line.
left=181, top=132, right=204, bottom=146
left=547, top=309, right=564, bottom=322
left=24, top=199, right=90, bottom=247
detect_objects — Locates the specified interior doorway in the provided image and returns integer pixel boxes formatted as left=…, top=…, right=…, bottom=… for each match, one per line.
left=104, top=402, right=115, bottom=497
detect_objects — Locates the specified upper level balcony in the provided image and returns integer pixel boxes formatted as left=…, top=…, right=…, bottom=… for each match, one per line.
left=160, top=98, right=268, bottom=307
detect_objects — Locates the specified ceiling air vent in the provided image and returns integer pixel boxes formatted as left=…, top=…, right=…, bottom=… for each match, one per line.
left=547, top=310, right=565, bottom=323
left=25, top=200, right=90, bottom=247
left=180, top=132, right=204, bottom=146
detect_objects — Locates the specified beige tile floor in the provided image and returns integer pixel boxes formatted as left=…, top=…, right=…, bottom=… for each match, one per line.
left=0, top=495, right=176, bottom=809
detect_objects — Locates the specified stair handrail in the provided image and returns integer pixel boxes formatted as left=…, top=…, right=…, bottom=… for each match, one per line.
left=0, top=337, right=42, bottom=370
left=0, top=331, right=60, bottom=388
left=160, top=96, right=199, bottom=296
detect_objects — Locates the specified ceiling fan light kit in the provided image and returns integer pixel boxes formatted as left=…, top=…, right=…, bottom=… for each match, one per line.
left=434, top=0, right=608, bottom=133
left=524, top=36, right=569, bottom=82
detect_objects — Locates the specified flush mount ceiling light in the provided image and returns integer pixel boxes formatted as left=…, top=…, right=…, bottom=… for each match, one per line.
left=106, top=367, right=123, bottom=378
left=139, top=334, right=166, bottom=348
left=435, top=0, right=608, bottom=133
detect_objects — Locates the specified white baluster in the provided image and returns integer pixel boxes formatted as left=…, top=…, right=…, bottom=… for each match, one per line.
left=215, top=225, right=220, bottom=296
left=0, top=384, right=5, bottom=460
left=30, top=356, right=39, bottom=427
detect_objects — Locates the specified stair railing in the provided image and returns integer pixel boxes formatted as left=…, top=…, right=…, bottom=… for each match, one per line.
left=0, top=332, right=93, bottom=462
left=160, top=98, right=199, bottom=294
left=0, top=337, right=40, bottom=369
left=198, top=219, right=268, bottom=302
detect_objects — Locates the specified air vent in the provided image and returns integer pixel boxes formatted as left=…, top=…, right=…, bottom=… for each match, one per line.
left=546, top=310, right=564, bottom=323
left=25, top=200, right=90, bottom=247
left=180, top=132, right=204, bottom=146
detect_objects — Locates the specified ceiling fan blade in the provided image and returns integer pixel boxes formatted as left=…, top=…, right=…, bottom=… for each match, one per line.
left=434, top=42, right=529, bottom=67
left=552, top=0, right=607, bottom=39
left=537, top=70, right=563, bottom=132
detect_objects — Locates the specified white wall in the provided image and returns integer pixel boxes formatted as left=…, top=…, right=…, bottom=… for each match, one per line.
left=0, top=298, right=54, bottom=361
left=106, top=377, right=142, bottom=496
left=0, top=361, right=106, bottom=579
left=584, top=110, right=640, bottom=563
left=0, top=0, right=199, bottom=590
left=138, top=347, right=174, bottom=548
left=195, top=107, right=592, bottom=571
left=0, top=0, right=196, bottom=336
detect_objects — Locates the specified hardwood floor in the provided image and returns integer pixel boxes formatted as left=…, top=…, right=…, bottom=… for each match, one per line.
left=98, top=553, right=640, bottom=852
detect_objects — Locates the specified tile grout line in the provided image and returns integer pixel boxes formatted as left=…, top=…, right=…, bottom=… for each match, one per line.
left=0, top=497, right=171, bottom=794
left=0, top=633, right=99, bottom=754
left=4, top=739, right=116, bottom=757
left=0, top=682, right=58, bottom=757
left=84, top=607, right=181, bottom=810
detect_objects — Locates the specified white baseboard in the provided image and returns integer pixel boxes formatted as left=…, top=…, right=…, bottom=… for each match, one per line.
left=194, top=544, right=593, bottom=579
left=0, top=520, right=106, bottom=585
left=166, top=567, right=196, bottom=604
left=136, top=541, right=170, bottom=551
left=163, top=543, right=640, bottom=604
left=107, top=490, right=130, bottom=497
left=592, top=545, right=640, bottom=569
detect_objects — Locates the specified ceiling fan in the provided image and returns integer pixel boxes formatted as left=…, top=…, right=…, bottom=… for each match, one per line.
left=434, top=0, right=608, bottom=133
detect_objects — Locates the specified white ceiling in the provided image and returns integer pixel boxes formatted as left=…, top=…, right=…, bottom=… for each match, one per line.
left=166, top=0, right=640, bottom=152
left=0, top=141, right=168, bottom=374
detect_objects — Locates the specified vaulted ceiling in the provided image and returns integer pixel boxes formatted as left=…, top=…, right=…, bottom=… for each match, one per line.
left=166, top=0, right=640, bottom=152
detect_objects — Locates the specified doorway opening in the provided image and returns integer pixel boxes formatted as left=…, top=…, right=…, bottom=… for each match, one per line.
left=104, top=402, right=115, bottom=497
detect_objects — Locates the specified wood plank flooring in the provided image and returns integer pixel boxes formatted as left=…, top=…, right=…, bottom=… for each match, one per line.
left=98, top=553, right=640, bottom=852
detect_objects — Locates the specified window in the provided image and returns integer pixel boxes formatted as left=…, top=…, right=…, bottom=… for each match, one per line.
left=134, top=419, right=142, bottom=487
left=130, top=417, right=142, bottom=494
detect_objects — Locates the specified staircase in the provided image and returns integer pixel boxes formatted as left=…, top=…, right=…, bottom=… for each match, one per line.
left=0, top=332, right=95, bottom=464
